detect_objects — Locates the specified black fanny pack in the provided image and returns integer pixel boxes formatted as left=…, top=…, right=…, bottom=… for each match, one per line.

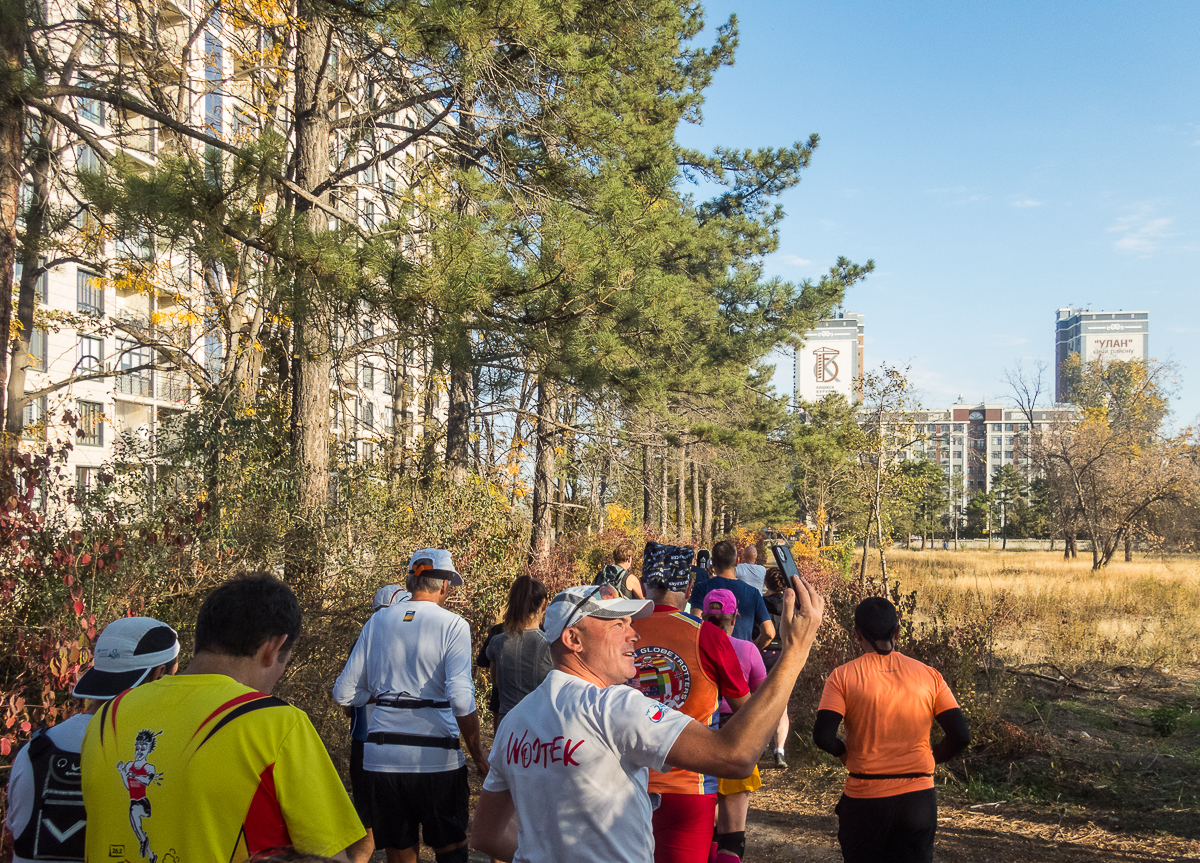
left=374, top=697, right=451, bottom=710
left=366, top=732, right=461, bottom=750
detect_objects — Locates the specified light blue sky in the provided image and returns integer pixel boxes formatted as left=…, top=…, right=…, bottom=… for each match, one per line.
left=679, top=1, right=1200, bottom=425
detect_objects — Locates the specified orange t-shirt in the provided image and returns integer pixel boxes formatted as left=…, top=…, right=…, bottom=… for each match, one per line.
left=818, top=651, right=959, bottom=799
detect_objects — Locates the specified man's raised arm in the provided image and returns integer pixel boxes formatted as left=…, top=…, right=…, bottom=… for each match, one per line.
left=665, top=575, right=824, bottom=779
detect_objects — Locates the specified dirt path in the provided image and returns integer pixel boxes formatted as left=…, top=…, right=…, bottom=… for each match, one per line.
left=746, top=764, right=1200, bottom=862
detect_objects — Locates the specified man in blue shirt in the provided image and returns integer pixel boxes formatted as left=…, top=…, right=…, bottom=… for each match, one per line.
left=690, top=541, right=774, bottom=644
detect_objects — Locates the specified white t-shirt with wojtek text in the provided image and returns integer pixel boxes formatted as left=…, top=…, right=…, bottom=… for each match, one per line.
left=482, top=670, right=693, bottom=863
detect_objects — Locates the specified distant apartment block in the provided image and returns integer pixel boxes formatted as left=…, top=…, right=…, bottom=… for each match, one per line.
left=1055, top=306, right=1150, bottom=402
left=795, top=311, right=864, bottom=406
left=900, top=401, right=1077, bottom=508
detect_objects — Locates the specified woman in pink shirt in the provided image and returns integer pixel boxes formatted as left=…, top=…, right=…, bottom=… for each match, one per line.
left=700, top=588, right=767, bottom=863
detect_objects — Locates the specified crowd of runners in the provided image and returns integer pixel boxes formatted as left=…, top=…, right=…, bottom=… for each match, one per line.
left=5, top=540, right=969, bottom=863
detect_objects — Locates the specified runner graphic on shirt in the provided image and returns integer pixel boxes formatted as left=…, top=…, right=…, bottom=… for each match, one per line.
left=117, top=729, right=163, bottom=863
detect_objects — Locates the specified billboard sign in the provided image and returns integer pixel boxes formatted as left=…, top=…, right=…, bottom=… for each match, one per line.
left=797, top=338, right=855, bottom=402
left=1083, top=334, right=1141, bottom=364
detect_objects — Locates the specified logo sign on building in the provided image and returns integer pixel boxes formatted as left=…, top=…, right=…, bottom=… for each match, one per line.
left=797, top=339, right=855, bottom=401
left=1083, top=334, right=1141, bottom=364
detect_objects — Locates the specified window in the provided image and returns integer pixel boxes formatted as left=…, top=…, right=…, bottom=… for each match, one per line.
left=77, top=400, right=103, bottom=446
left=952, top=450, right=962, bottom=459
left=992, top=423, right=1002, bottom=432
left=361, top=400, right=374, bottom=429
left=361, top=441, right=376, bottom=461
left=21, top=396, right=46, bottom=441
left=359, top=200, right=375, bottom=230
left=78, top=335, right=103, bottom=373
left=383, top=408, right=394, bottom=432
left=26, top=328, right=47, bottom=371
left=1004, top=423, right=1014, bottom=431
left=953, top=423, right=964, bottom=432
left=382, top=369, right=393, bottom=395
left=204, top=331, right=222, bottom=382
left=77, top=269, right=104, bottom=314
left=991, top=451, right=1001, bottom=460
left=203, top=32, right=223, bottom=134
left=15, top=259, right=49, bottom=304
left=77, top=144, right=102, bottom=172
left=992, top=436, right=1002, bottom=445
left=361, top=363, right=374, bottom=389
left=1020, top=423, right=1030, bottom=431
left=1004, top=451, right=1014, bottom=460
left=77, top=80, right=104, bottom=125
left=116, top=339, right=152, bottom=396
left=1006, top=436, right=1014, bottom=446
left=76, top=465, right=101, bottom=495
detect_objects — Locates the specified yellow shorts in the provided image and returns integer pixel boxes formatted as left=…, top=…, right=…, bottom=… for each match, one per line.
left=718, top=765, right=762, bottom=796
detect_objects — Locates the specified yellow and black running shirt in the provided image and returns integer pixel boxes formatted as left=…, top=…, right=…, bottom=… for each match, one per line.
left=80, top=674, right=364, bottom=863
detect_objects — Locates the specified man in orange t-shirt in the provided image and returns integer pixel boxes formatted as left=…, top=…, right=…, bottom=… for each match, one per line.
left=631, top=543, right=750, bottom=863
left=813, top=597, right=969, bottom=863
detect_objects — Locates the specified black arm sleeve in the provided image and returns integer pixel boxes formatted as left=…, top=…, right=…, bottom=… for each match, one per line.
left=813, top=709, right=847, bottom=758
left=931, top=707, right=970, bottom=763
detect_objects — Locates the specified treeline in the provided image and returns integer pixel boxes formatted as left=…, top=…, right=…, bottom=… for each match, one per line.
left=791, top=359, right=1199, bottom=575
left=0, top=0, right=873, bottom=568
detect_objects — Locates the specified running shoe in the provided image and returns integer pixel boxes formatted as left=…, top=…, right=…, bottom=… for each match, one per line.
left=773, top=750, right=788, bottom=770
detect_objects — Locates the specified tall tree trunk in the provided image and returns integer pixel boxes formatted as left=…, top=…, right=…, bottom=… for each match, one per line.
left=529, top=376, right=557, bottom=564
left=555, top=475, right=565, bottom=538
left=597, top=453, right=609, bottom=532
left=5, top=120, right=49, bottom=434
left=676, top=446, right=686, bottom=536
left=876, top=501, right=889, bottom=594
left=718, top=501, right=727, bottom=537
left=657, top=448, right=668, bottom=536
left=0, top=0, right=26, bottom=436
left=702, top=473, right=713, bottom=544
left=445, top=326, right=471, bottom=484
left=1124, top=531, right=1132, bottom=562
left=287, top=2, right=333, bottom=583
left=690, top=453, right=700, bottom=542
left=642, top=443, right=651, bottom=527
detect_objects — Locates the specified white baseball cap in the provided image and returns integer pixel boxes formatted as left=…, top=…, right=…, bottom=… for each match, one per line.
left=372, top=584, right=411, bottom=611
left=543, top=585, right=653, bottom=643
left=72, top=617, right=180, bottom=700
left=408, top=548, right=463, bottom=587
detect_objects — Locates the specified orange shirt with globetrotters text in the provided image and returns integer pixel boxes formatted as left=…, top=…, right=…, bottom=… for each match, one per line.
left=818, top=651, right=959, bottom=799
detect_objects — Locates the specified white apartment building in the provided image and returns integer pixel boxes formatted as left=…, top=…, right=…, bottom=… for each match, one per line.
left=900, top=401, right=1078, bottom=508
left=13, top=2, right=444, bottom=494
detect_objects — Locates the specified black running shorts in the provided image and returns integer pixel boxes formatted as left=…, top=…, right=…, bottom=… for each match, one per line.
left=835, top=788, right=937, bottom=863
left=364, top=766, right=469, bottom=850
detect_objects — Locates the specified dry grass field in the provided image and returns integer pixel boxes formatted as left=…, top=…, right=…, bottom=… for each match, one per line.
left=887, top=548, right=1200, bottom=669
left=744, top=549, right=1200, bottom=862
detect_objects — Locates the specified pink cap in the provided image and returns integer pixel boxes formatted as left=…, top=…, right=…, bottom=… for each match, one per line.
left=703, top=588, right=738, bottom=615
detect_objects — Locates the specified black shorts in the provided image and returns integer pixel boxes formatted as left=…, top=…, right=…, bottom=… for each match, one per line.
left=364, top=766, right=469, bottom=850
left=835, top=788, right=937, bottom=863
left=348, top=739, right=371, bottom=828
left=131, top=798, right=151, bottom=817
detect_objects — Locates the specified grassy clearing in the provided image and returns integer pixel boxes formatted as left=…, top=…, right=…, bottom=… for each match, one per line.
left=766, top=548, right=1200, bottom=856
left=884, top=549, right=1200, bottom=668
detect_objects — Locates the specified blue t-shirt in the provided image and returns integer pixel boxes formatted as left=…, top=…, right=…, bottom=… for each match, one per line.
left=691, top=576, right=770, bottom=642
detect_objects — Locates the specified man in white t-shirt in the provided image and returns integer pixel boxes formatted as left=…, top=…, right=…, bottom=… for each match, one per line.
left=472, top=576, right=825, bottom=863
left=4, top=617, right=179, bottom=863
left=734, top=546, right=767, bottom=594
left=333, top=549, right=486, bottom=863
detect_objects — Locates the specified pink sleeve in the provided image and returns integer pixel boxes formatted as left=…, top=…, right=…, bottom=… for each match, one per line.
left=745, top=644, right=767, bottom=693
